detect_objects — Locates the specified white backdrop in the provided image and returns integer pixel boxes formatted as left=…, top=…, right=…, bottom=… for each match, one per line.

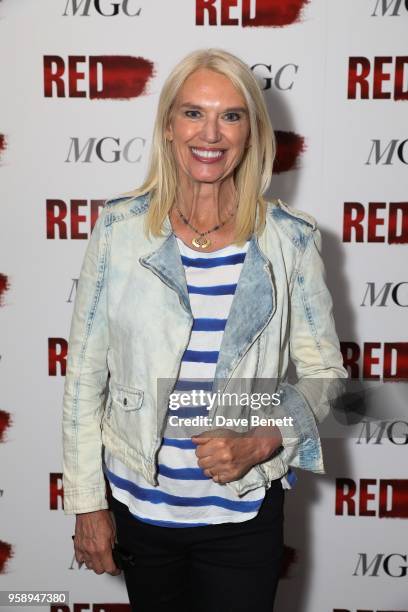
left=0, top=1, right=407, bottom=610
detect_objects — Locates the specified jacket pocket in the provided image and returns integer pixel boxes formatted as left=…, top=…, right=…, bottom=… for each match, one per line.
left=111, top=381, right=144, bottom=411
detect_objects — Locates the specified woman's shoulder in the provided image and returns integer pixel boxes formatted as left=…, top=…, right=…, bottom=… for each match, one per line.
left=264, top=198, right=318, bottom=250
left=101, top=191, right=150, bottom=224
left=266, top=197, right=317, bottom=230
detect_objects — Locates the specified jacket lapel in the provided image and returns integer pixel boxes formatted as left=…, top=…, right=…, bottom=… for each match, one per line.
left=212, top=234, right=276, bottom=385
left=139, top=228, right=192, bottom=317
left=138, top=206, right=276, bottom=385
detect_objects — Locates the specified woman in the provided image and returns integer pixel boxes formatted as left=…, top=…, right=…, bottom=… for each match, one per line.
left=62, top=48, right=347, bottom=611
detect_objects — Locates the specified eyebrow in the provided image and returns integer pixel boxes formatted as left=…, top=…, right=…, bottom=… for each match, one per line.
left=179, top=102, right=248, bottom=113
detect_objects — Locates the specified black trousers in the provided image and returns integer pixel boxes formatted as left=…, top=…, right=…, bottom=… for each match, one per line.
left=109, top=479, right=285, bottom=612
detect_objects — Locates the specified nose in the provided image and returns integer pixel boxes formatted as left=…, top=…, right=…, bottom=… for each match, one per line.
left=200, top=115, right=221, bottom=143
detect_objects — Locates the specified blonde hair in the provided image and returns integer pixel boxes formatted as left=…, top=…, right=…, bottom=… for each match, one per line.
left=123, top=48, right=276, bottom=244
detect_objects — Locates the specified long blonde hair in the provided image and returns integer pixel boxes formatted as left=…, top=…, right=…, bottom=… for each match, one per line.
left=122, top=48, right=276, bottom=244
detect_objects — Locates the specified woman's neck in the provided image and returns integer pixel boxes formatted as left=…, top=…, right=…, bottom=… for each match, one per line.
left=169, top=177, right=239, bottom=252
left=175, top=177, right=237, bottom=229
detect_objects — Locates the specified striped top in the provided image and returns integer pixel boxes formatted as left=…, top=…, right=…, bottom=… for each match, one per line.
left=103, top=235, right=296, bottom=527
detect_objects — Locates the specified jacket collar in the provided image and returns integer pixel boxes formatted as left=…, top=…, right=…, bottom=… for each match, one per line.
left=138, top=198, right=275, bottom=385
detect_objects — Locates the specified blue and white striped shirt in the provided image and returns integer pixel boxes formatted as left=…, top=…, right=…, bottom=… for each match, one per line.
left=103, top=236, right=295, bottom=527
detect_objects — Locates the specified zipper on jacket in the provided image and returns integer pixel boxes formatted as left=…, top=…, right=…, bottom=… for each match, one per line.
left=106, top=396, right=113, bottom=420
left=152, top=311, right=193, bottom=485
left=209, top=259, right=276, bottom=423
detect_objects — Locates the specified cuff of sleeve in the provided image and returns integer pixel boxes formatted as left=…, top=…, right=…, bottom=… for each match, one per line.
left=274, top=382, right=325, bottom=473
left=63, top=485, right=109, bottom=515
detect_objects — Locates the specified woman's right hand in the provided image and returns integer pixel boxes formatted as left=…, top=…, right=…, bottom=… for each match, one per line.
left=73, top=509, right=121, bottom=575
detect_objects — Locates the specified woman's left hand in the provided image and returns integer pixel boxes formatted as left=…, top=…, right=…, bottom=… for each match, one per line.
left=191, top=426, right=283, bottom=484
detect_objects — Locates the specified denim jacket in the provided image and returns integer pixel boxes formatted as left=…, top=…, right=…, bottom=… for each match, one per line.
left=62, top=191, right=347, bottom=514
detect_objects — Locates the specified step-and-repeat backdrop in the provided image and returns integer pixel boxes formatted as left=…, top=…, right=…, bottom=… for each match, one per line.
left=0, top=1, right=407, bottom=610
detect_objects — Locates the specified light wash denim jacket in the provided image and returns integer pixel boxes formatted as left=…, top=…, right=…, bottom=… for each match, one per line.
left=62, top=191, right=347, bottom=514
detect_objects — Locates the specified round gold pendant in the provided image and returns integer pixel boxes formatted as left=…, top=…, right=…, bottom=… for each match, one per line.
left=192, top=236, right=211, bottom=249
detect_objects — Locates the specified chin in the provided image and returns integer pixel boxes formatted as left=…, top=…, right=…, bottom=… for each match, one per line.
left=187, top=171, right=225, bottom=184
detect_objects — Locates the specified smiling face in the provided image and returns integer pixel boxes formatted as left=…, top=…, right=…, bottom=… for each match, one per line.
left=165, top=68, right=251, bottom=185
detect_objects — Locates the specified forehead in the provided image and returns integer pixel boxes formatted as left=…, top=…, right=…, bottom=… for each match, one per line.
left=175, top=68, right=246, bottom=106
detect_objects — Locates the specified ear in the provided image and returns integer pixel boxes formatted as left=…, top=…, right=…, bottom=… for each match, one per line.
left=164, top=123, right=173, bottom=142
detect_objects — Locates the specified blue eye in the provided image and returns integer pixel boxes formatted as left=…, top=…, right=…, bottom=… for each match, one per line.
left=183, top=110, right=242, bottom=121
left=224, top=112, right=241, bottom=122
left=184, top=110, right=201, bottom=118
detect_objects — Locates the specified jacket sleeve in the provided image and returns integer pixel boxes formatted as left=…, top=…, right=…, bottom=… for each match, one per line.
left=62, top=207, right=110, bottom=514
left=263, top=225, right=348, bottom=475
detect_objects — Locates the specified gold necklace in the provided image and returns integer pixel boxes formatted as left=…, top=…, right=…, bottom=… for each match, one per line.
left=175, top=202, right=237, bottom=249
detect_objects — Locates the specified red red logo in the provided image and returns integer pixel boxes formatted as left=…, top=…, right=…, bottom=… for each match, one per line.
left=196, top=0, right=310, bottom=27
left=0, top=410, right=12, bottom=443
left=275, top=131, right=306, bottom=173
left=47, top=199, right=104, bottom=239
left=0, top=134, right=7, bottom=161
left=348, top=56, right=408, bottom=100
left=341, top=341, right=408, bottom=380
left=336, top=478, right=408, bottom=518
left=50, top=473, right=64, bottom=510
left=343, top=202, right=408, bottom=244
left=0, top=274, right=10, bottom=307
left=44, top=55, right=155, bottom=99
left=0, top=541, right=13, bottom=574
left=49, top=339, right=68, bottom=376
